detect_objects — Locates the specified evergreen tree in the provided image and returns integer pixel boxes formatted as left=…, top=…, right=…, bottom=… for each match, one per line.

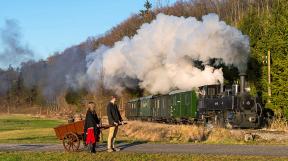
left=240, top=0, right=288, bottom=118
left=140, top=0, right=152, bottom=16
left=140, top=0, right=154, bottom=23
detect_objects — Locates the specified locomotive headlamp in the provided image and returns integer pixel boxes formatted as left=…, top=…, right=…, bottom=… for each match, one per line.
left=248, top=117, right=256, bottom=122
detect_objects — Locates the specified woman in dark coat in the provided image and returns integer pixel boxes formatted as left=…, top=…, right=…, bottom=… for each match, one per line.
left=84, top=102, right=100, bottom=153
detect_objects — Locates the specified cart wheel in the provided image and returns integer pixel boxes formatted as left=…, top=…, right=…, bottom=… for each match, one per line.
left=63, top=132, right=80, bottom=152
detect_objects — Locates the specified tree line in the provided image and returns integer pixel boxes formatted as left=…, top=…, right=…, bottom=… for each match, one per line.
left=0, top=0, right=287, bottom=118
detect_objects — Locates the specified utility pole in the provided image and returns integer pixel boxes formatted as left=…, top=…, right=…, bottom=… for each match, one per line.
left=267, top=50, right=271, bottom=103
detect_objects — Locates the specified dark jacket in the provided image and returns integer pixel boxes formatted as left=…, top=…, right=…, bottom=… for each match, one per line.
left=84, top=109, right=100, bottom=129
left=84, top=109, right=100, bottom=142
left=107, top=102, right=122, bottom=125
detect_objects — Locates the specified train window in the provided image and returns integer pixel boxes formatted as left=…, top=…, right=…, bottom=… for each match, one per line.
left=143, top=100, right=148, bottom=108
left=157, top=100, right=160, bottom=109
left=208, top=88, right=216, bottom=96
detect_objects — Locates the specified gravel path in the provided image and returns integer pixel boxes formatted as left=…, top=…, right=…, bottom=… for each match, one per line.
left=1, top=143, right=288, bottom=156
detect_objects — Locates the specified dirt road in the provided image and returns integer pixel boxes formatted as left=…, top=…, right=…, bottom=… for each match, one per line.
left=1, top=143, right=288, bottom=156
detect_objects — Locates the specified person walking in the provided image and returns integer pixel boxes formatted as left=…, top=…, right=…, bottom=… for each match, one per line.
left=84, top=102, right=100, bottom=153
left=106, top=95, right=123, bottom=152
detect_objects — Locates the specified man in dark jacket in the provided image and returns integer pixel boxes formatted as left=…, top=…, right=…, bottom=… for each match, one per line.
left=106, top=95, right=122, bottom=152
left=84, top=102, right=100, bottom=153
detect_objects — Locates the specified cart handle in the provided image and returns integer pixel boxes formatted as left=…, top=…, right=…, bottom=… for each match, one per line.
left=99, top=122, right=127, bottom=129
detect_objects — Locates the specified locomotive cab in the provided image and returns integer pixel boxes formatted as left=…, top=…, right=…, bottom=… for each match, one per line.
left=198, top=84, right=222, bottom=97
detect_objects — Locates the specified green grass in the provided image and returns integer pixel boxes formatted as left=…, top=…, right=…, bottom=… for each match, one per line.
left=0, top=114, right=66, bottom=143
left=0, top=152, right=287, bottom=161
left=0, top=114, right=134, bottom=144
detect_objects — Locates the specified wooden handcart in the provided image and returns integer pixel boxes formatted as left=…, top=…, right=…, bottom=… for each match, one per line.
left=54, top=120, right=125, bottom=152
left=54, top=120, right=85, bottom=152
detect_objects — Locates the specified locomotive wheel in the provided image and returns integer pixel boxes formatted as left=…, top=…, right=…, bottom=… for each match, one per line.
left=63, top=132, right=80, bottom=152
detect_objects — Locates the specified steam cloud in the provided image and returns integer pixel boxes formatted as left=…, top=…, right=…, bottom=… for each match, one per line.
left=0, top=14, right=250, bottom=99
left=0, top=19, right=34, bottom=69
left=86, top=13, right=250, bottom=94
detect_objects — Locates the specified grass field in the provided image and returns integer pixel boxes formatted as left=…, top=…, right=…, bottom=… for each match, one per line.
left=0, top=114, right=66, bottom=143
left=1, top=114, right=288, bottom=161
left=0, top=151, right=287, bottom=161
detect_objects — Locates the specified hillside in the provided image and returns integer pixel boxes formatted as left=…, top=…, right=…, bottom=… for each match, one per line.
left=0, top=0, right=287, bottom=118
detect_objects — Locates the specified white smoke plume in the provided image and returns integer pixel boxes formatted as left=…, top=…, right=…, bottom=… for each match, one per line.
left=86, top=13, right=250, bottom=94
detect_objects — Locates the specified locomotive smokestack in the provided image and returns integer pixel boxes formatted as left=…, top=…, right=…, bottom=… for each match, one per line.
left=239, top=73, right=246, bottom=94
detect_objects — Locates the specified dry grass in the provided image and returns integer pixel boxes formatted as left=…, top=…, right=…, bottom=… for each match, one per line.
left=120, top=121, right=288, bottom=144
left=269, top=112, right=288, bottom=132
left=121, top=121, right=208, bottom=143
left=121, top=121, right=246, bottom=144
left=121, top=121, right=243, bottom=144
left=270, top=118, right=288, bottom=131
left=205, top=128, right=245, bottom=144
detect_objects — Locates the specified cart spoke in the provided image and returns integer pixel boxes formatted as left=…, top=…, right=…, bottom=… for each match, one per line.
left=71, top=144, right=76, bottom=150
left=62, top=132, right=80, bottom=152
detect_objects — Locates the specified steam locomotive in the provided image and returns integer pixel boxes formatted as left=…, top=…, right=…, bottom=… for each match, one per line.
left=126, top=73, right=271, bottom=128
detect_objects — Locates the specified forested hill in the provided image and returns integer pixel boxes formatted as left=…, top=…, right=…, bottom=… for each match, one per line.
left=0, top=0, right=287, bottom=118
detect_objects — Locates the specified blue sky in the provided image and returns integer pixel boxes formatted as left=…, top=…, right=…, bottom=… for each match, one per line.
left=0, top=0, right=176, bottom=60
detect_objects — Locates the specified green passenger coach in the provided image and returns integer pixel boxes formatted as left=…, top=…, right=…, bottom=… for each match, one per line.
left=169, top=90, right=198, bottom=121
left=126, top=90, right=198, bottom=123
